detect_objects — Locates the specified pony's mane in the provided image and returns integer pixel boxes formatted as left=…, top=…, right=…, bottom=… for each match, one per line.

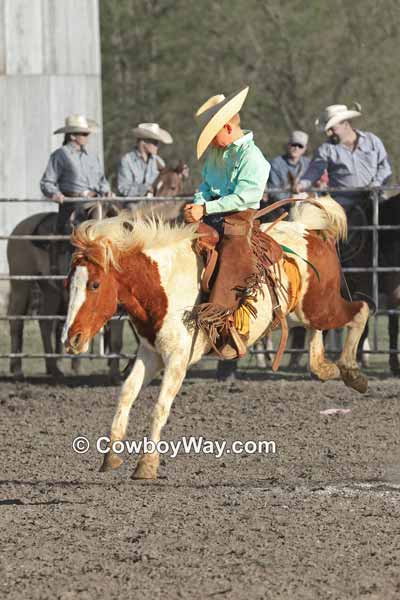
left=71, top=210, right=198, bottom=271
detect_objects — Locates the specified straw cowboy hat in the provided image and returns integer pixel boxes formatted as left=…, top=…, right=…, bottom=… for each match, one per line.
left=195, top=86, right=249, bottom=159
left=53, top=114, right=99, bottom=135
left=315, top=103, right=362, bottom=132
left=133, top=123, right=173, bottom=144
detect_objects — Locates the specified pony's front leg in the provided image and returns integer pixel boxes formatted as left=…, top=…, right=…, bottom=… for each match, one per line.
left=100, top=345, right=163, bottom=472
left=132, top=351, right=189, bottom=480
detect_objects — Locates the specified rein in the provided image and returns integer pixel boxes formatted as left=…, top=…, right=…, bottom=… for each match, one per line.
left=253, top=196, right=326, bottom=221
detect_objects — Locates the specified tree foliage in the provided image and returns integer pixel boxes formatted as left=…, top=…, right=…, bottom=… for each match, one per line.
left=101, top=0, right=400, bottom=186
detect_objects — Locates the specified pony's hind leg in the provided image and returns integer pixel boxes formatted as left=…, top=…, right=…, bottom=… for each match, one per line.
left=308, top=329, right=340, bottom=381
left=132, top=349, right=190, bottom=480
left=100, top=345, right=163, bottom=472
left=338, top=301, right=369, bottom=393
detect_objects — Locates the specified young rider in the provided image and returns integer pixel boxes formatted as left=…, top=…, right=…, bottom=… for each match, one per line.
left=184, top=87, right=272, bottom=359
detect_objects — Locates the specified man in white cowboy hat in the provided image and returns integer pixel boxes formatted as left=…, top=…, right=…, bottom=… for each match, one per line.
left=117, top=123, right=173, bottom=201
left=40, top=114, right=113, bottom=272
left=184, top=86, right=274, bottom=361
left=295, top=104, right=392, bottom=206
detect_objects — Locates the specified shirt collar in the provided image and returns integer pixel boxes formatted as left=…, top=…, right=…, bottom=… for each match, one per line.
left=232, top=130, right=253, bottom=148
left=284, top=154, right=303, bottom=166
left=134, top=147, right=154, bottom=162
left=332, top=130, right=367, bottom=152
left=354, top=130, right=369, bottom=151
left=66, top=142, right=88, bottom=155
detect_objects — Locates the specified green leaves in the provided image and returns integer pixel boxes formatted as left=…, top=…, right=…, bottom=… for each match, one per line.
left=100, top=0, right=400, bottom=184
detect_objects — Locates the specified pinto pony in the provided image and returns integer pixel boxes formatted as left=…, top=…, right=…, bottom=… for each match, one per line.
left=63, top=196, right=369, bottom=479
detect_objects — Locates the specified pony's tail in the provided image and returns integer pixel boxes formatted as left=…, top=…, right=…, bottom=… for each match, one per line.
left=290, top=194, right=348, bottom=242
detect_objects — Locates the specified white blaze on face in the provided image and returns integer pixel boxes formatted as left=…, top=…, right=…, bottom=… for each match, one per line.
left=62, top=266, right=89, bottom=343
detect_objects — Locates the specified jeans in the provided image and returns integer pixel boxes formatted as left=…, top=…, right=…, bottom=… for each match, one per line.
left=203, top=213, right=225, bottom=236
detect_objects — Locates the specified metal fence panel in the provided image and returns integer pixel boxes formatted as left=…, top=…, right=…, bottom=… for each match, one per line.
left=1, top=187, right=399, bottom=362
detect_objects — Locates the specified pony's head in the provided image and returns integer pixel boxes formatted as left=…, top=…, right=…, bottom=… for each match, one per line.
left=62, top=239, right=119, bottom=354
left=62, top=213, right=198, bottom=354
left=62, top=216, right=131, bottom=353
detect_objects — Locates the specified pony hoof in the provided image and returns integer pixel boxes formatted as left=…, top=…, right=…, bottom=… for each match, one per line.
left=99, top=452, right=124, bottom=472
left=131, top=454, right=159, bottom=480
left=339, top=366, right=368, bottom=394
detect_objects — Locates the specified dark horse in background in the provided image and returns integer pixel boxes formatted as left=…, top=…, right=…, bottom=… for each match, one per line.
left=7, top=164, right=189, bottom=381
left=377, top=193, right=400, bottom=373
left=7, top=204, right=120, bottom=380
left=290, top=192, right=400, bottom=375
left=338, top=192, right=400, bottom=374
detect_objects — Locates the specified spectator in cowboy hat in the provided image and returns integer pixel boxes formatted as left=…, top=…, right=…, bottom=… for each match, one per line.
left=41, top=114, right=111, bottom=204
left=117, top=123, right=173, bottom=201
left=295, top=103, right=392, bottom=207
left=40, top=114, right=113, bottom=272
left=267, top=130, right=311, bottom=202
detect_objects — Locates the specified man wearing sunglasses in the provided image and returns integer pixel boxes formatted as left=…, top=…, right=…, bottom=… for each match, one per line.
left=117, top=123, right=173, bottom=203
left=267, top=130, right=310, bottom=203
left=40, top=114, right=113, bottom=272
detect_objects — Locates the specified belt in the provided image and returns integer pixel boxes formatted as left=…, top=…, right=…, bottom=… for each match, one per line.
left=208, top=197, right=256, bottom=218
left=62, top=191, right=98, bottom=198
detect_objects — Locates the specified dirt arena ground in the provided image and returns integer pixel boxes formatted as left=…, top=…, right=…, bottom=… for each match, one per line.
left=1, top=371, right=400, bottom=599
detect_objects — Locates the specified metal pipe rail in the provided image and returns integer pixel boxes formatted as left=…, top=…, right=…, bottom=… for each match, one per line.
left=0, top=235, right=70, bottom=240
left=1, top=315, right=130, bottom=320
left=0, top=187, right=399, bottom=364
left=0, top=353, right=136, bottom=359
left=0, top=185, right=399, bottom=202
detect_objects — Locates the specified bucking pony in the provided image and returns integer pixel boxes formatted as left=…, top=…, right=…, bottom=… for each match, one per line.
left=62, top=195, right=369, bottom=479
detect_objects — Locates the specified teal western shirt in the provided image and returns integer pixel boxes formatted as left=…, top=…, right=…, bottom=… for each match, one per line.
left=193, top=131, right=270, bottom=215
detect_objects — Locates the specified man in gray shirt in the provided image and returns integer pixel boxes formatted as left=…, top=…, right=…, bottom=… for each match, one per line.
left=40, top=114, right=112, bottom=271
left=296, top=104, right=392, bottom=207
left=41, top=114, right=112, bottom=211
left=117, top=123, right=173, bottom=203
left=268, top=130, right=311, bottom=202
